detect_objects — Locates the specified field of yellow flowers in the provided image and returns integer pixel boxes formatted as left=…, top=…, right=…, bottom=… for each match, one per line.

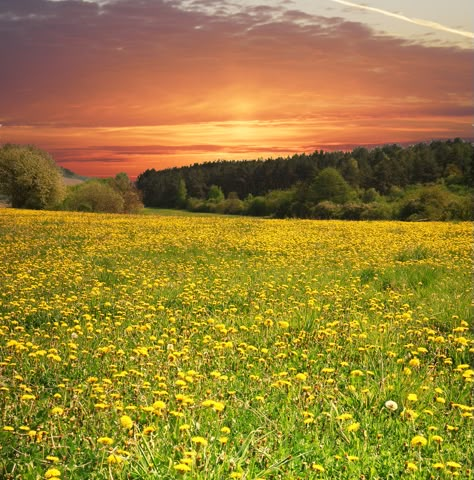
left=0, top=210, right=472, bottom=479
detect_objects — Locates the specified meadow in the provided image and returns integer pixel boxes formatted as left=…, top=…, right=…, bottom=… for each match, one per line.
left=0, top=210, right=472, bottom=479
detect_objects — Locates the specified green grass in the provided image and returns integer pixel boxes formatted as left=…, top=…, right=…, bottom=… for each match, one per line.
left=140, top=208, right=227, bottom=217
left=0, top=211, right=472, bottom=479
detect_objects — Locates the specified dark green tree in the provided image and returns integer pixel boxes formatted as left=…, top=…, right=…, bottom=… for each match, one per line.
left=308, top=167, right=352, bottom=204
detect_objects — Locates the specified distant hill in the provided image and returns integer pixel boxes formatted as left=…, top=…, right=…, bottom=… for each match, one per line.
left=60, top=167, right=89, bottom=186
left=60, top=167, right=89, bottom=181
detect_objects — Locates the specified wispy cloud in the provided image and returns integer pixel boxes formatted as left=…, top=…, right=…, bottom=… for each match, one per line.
left=327, top=0, right=474, bottom=39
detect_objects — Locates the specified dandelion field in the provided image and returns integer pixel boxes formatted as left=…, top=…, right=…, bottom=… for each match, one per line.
left=0, top=210, right=472, bottom=479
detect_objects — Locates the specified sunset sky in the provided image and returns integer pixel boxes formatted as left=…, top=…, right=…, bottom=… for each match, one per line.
left=1, top=0, right=472, bottom=178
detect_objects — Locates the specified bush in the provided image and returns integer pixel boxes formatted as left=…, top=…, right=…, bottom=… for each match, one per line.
left=311, top=201, right=340, bottom=219
left=245, top=196, right=268, bottom=217
left=398, top=184, right=471, bottom=221
left=64, top=181, right=124, bottom=213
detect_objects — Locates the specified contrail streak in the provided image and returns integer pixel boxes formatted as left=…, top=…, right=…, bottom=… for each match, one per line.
left=327, top=0, right=474, bottom=39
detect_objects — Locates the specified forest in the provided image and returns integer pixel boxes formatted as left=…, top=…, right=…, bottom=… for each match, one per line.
left=136, top=139, right=473, bottom=220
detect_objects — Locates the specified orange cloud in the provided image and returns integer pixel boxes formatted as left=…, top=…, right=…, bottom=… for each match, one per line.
left=0, top=0, right=472, bottom=177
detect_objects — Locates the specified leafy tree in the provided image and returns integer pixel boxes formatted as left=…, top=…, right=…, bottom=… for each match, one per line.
left=308, top=168, right=352, bottom=204
left=0, top=144, right=64, bottom=209
left=340, top=157, right=360, bottom=187
left=109, top=173, right=143, bottom=213
left=207, top=185, right=224, bottom=202
left=176, top=178, right=187, bottom=208
left=64, top=181, right=124, bottom=213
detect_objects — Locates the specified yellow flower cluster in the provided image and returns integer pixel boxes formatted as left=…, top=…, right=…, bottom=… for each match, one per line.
left=0, top=210, right=471, bottom=478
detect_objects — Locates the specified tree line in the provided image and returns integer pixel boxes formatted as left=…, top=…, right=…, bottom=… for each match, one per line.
left=0, top=144, right=143, bottom=213
left=136, top=139, right=473, bottom=220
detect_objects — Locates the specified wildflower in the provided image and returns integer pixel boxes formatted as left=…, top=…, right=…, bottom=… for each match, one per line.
left=143, top=426, right=156, bottom=435
left=432, top=463, right=445, bottom=470
left=350, top=370, right=364, bottom=377
left=107, top=454, right=123, bottom=464
left=408, top=358, right=420, bottom=367
left=311, top=463, right=325, bottom=472
left=179, top=424, right=190, bottom=431
left=46, top=456, right=60, bottom=463
left=97, top=437, right=114, bottom=445
left=219, top=436, right=229, bottom=444
left=44, top=469, right=61, bottom=478
left=152, top=400, right=166, bottom=410
left=446, top=461, right=462, bottom=470
left=191, top=436, right=208, bottom=447
left=21, top=394, right=35, bottom=401
left=410, top=435, right=427, bottom=447
left=120, top=415, right=133, bottom=430
left=337, top=413, right=353, bottom=421
left=384, top=400, right=398, bottom=411
left=346, top=455, right=359, bottom=462
left=430, top=435, right=443, bottom=444
left=50, top=407, right=64, bottom=415
left=405, top=462, right=418, bottom=472
left=221, top=426, right=231, bottom=434
left=3, top=426, right=14, bottom=431
left=174, top=463, right=192, bottom=472
left=347, top=422, right=360, bottom=432
left=407, top=393, right=418, bottom=402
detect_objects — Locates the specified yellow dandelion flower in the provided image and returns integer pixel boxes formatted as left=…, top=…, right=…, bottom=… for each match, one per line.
left=153, top=400, right=166, bottom=409
left=347, top=422, right=360, bottom=432
left=337, top=413, right=353, bottom=421
left=221, top=426, right=231, bottom=434
left=311, top=463, right=325, bottom=472
left=446, top=461, right=461, bottom=470
left=50, top=407, right=64, bottom=415
left=46, top=456, right=60, bottom=463
left=97, top=437, right=114, bottom=445
left=21, top=394, right=35, bottom=401
left=3, top=426, right=14, bottom=432
left=405, top=462, right=418, bottom=471
left=430, top=435, right=443, bottom=444
left=174, top=463, right=192, bottom=472
left=219, top=436, right=229, bottom=444
left=408, top=358, right=420, bottom=367
left=407, top=393, right=418, bottom=402
left=119, top=415, right=133, bottom=430
left=44, top=468, right=61, bottom=478
left=433, top=463, right=445, bottom=470
left=191, top=436, right=208, bottom=447
left=410, top=435, right=427, bottom=447
left=107, top=454, right=123, bottom=464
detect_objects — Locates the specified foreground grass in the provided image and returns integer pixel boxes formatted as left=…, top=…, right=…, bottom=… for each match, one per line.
left=0, top=210, right=472, bottom=479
